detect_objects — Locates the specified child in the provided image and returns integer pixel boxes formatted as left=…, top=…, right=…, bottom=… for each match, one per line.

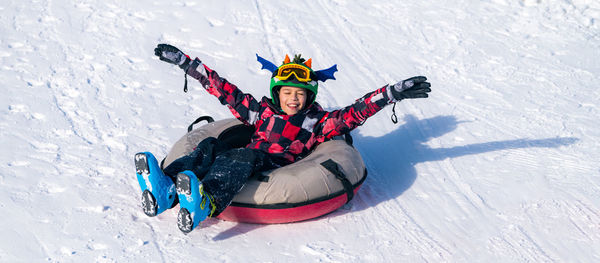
left=135, top=44, right=431, bottom=233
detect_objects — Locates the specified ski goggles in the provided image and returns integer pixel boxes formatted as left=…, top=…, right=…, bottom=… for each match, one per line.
left=275, top=64, right=314, bottom=82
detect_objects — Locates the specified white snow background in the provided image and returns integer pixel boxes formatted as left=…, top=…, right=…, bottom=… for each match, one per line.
left=1, top=0, right=599, bottom=262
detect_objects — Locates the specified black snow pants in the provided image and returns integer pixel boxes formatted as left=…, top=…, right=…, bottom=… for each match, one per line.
left=163, top=137, right=279, bottom=215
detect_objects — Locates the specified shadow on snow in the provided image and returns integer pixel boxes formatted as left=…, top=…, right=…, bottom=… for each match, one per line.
left=348, top=114, right=577, bottom=213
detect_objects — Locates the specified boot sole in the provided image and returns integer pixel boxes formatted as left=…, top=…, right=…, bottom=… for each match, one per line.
left=176, top=172, right=195, bottom=233
left=177, top=208, right=193, bottom=233
left=176, top=172, right=191, bottom=195
left=136, top=153, right=157, bottom=217
left=141, top=189, right=158, bottom=217
left=134, top=153, right=149, bottom=175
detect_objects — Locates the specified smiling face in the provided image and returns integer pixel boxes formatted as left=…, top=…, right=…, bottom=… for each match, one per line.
left=278, top=86, right=307, bottom=115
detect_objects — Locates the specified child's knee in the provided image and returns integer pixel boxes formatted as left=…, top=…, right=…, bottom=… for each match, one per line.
left=218, top=148, right=256, bottom=164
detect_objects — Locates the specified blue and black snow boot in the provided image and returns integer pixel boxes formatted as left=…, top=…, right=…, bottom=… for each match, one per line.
left=176, top=170, right=216, bottom=233
left=135, top=152, right=176, bottom=217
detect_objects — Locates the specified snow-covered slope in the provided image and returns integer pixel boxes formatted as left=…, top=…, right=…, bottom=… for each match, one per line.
left=1, top=0, right=599, bottom=261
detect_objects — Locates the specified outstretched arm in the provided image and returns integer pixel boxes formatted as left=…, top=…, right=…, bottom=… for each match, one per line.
left=154, top=44, right=261, bottom=126
left=319, top=76, right=431, bottom=139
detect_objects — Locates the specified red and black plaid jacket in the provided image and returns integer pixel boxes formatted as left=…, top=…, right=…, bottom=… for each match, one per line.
left=186, top=58, right=399, bottom=165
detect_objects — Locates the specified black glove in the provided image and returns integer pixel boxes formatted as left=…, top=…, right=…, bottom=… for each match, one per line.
left=390, top=76, right=431, bottom=100
left=154, top=44, right=191, bottom=71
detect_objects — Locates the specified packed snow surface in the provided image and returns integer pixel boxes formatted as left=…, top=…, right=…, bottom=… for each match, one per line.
left=1, top=0, right=599, bottom=262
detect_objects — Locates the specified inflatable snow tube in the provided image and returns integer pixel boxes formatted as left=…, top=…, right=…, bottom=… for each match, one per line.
left=161, top=118, right=367, bottom=224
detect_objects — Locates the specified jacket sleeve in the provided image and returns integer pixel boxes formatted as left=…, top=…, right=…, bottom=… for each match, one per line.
left=318, top=85, right=397, bottom=139
left=185, top=58, right=261, bottom=126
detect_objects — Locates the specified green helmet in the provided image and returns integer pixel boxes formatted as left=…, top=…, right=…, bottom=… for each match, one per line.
left=270, top=54, right=318, bottom=105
